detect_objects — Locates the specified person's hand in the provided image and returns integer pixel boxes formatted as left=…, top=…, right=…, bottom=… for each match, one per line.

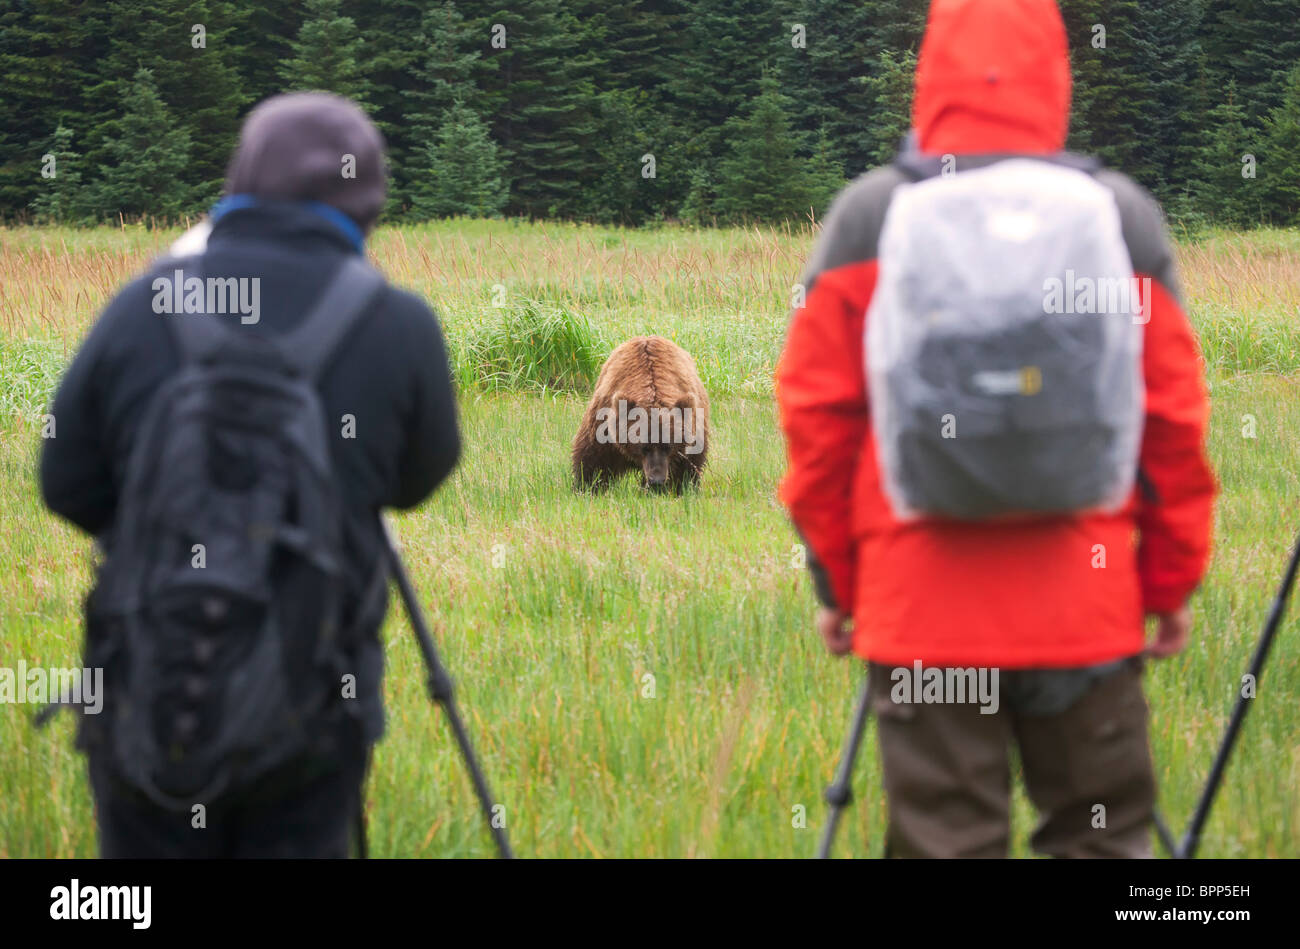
left=817, top=607, right=854, bottom=656
left=1146, top=605, right=1191, bottom=658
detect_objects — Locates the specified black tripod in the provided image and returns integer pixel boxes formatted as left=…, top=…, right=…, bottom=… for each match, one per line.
left=380, top=518, right=514, bottom=859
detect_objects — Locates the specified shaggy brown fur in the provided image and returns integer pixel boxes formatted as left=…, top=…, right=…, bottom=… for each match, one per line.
left=572, top=336, right=711, bottom=491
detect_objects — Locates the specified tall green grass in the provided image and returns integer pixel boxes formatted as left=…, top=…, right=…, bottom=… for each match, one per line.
left=451, top=299, right=604, bottom=393
left=0, top=339, right=64, bottom=421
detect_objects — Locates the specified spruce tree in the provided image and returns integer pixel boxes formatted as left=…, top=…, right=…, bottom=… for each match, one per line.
left=93, top=68, right=193, bottom=221
left=278, top=0, right=370, bottom=105
left=356, top=0, right=434, bottom=216
left=788, top=0, right=927, bottom=176
left=1261, top=64, right=1300, bottom=224
left=572, top=0, right=680, bottom=223
left=574, top=0, right=681, bottom=98
left=229, top=0, right=303, bottom=108
left=805, top=128, right=847, bottom=221
left=714, top=77, right=817, bottom=224
left=29, top=124, right=87, bottom=223
left=579, top=89, right=671, bottom=226
left=398, top=1, right=493, bottom=214
left=81, top=1, right=245, bottom=206
left=860, top=48, right=916, bottom=166
left=477, top=0, right=602, bottom=218
left=663, top=0, right=780, bottom=187
left=1062, top=0, right=1159, bottom=187
left=0, top=0, right=109, bottom=217
left=1130, top=0, right=1208, bottom=208
left=409, top=101, right=507, bottom=219
left=1200, top=0, right=1300, bottom=128
left=1190, top=81, right=1262, bottom=227
left=680, top=168, right=721, bottom=227
left=405, top=1, right=491, bottom=136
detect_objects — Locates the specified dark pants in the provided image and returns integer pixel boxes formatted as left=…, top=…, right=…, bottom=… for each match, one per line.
left=868, top=657, right=1156, bottom=858
left=88, top=739, right=371, bottom=859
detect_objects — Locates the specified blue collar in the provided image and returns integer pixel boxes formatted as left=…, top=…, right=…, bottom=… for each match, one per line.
left=210, top=194, right=366, bottom=253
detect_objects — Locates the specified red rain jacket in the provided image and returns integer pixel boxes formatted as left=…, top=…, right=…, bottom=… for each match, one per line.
left=776, top=0, right=1216, bottom=668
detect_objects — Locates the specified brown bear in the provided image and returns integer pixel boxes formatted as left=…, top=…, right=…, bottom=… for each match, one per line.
left=572, top=336, right=710, bottom=492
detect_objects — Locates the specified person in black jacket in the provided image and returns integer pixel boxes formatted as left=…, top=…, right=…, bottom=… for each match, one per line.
left=40, top=92, right=460, bottom=857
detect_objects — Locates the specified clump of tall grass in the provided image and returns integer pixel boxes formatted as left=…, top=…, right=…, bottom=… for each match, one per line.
left=1194, top=305, right=1300, bottom=375
left=451, top=299, right=605, bottom=393
left=1179, top=232, right=1300, bottom=375
left=0, top=339, right=65, bottom=420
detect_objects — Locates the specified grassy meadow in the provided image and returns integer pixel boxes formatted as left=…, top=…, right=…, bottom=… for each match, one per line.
left=1, top=219, right=1299, bottom=858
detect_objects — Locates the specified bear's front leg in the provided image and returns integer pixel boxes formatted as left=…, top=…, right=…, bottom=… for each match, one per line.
left=572, top=441, right=632, bottom=493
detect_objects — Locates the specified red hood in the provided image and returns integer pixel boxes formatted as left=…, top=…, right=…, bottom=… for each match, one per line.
left=912, top=0, right=1072, bottom=155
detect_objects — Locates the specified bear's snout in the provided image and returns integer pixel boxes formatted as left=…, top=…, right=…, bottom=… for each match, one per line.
left=642, top=445, right=671, bottom=488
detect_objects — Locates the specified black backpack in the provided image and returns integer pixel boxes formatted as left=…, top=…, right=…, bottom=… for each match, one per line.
left=83, top=255, right=386, bottom=809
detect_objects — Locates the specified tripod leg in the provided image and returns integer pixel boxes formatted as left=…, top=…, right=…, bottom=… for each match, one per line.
left=1152, top=808, right=1176, bottom=858
left=381, top=517, right=514, bottom=859
left=355, top=799, right=368, bottom=859
left=1178, top=531, right=1300, bottom=859
left=817, top=672, right=873, bottom=859
left=355, top=743, right=373, bottom=859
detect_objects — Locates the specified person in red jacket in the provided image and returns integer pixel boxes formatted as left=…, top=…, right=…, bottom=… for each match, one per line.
left=777, top=0, right=1216, bottom=857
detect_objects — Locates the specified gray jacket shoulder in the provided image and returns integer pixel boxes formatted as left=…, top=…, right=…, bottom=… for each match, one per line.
left=802, top=161, right=1182, bottom=306
left=1094, top=169, right=1183, bottom=305
left=803, top=164, right=908, bottom=289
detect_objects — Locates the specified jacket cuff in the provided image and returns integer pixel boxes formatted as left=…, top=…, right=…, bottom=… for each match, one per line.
left=807, top=554, right=839, bottom=610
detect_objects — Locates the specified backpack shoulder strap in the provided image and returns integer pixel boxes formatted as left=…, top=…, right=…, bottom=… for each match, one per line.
left=161, top=255, right=234, bottom=365
left=277, top=256, right=386, bottom=379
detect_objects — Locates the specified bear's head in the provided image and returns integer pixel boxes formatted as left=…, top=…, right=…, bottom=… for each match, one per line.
left=608, top=394, right=703, bottom=490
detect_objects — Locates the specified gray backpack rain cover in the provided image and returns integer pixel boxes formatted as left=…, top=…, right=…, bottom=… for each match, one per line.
left=866, top=158, right=1145, bottom=520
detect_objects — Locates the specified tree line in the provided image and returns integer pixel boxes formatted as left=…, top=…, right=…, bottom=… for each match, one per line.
left=2, top=0, right=1299, bottom=228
